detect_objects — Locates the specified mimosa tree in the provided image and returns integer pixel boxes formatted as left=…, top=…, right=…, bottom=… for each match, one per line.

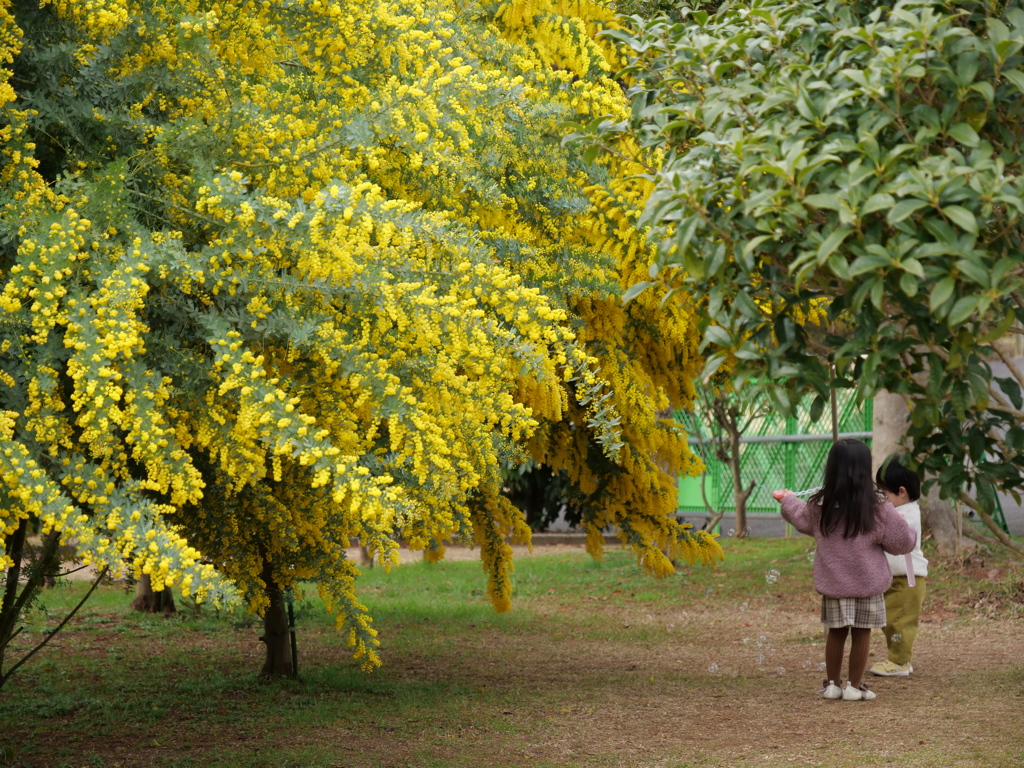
left=0, top=0, right=720, bottom=682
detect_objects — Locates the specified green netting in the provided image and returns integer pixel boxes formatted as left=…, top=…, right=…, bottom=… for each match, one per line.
left=677, top=391, right=872, bottom=515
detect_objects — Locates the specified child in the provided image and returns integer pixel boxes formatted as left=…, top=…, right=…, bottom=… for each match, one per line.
left=871, top=454, right=928, bottom=677
left=772, top=439, right=915, bottom=701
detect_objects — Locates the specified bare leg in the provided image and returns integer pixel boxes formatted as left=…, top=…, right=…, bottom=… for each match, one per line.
left=848, top=627, right=872, bottom=688
left=825, top=627, right=848, bottom=683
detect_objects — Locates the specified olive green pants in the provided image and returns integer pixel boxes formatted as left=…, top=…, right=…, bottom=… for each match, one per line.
left=882, top=575, right=927, bottom=665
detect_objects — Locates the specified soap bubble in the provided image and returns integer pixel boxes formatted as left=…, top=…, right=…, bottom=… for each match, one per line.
left=892, top=633, right=903, bottom=644
left=765, top=569, right=780, bottom=585
left=742, top=637, right=749, bottom=645
left=708, top=663, right=720, bottom=673
left=755, top=654, right=765, bottom=665
left=777, top=667, right=786, bottom=675
left=745, top=527, right=752, bottom=536
left=705, top=586, right=712, bottom=597
left=756, top=635, right=767, bottom=646
left=807, top=552, right=816, bottom=563
left=739, top=601, right=748, bottom=612
left=728, top=528, right=735, bottom=536
left=802, top=660, right=812, bottom=670
left=818, top=662, right=827, bottom=672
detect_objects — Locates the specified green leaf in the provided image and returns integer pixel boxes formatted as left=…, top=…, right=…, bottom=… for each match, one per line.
left=828, top=253, right=851, bottom=280
left=704, top=325, right=733, bottom=347
left=805, top=193, right=843, bottom=211
left=622, top=281, right=654, bottom=304
left=732, top=290, right=761, bottom=320
left=1002, top=68, right=1024, bottom=93
left=900, top=271, right=919, bottom=297
left=951, top=380, right=970, bottom=419
left=968, top=366, right=990, bottom=409
left=849, top=252, right=892, bottom=276
left=976, top=475, right=996, bottom=514
left=674, top=217, right=700, bottom=259
left=897, top=257, right=925, bottom=278
left=948, top=296, right=979, bottom=325
left=943, top=205, right=978, bottom=235
left=969, top=82, right=995, bottom=104
left=887, top=199, right=930, bottom=224
left=860, top=193, right=895, bottom=215
left=988, top=18, right=1010, bottom=47
left=948, top=123, right=980, bottom=148
left=707, top=242, right=728, bottom=276
left=683, top=248, right=705, bottom=280
left=957, top=52, right=981, bottom=86
left=955, top=257, right=990, bottom=287
left=978, top=312, right=1015, bottom=343
left=816, top=226, right=853, bottom=264
left=923, top=218, right=958, bottom=244
left=930, top=277, right=956, bottom=313
left=809, top=394, right=826, bottom=423
left=996, top=376, right=1023, bottom=410
left=842, top=68, right=869, bottom=87
left=870, top=278, right=884, bottom=309
left=743, top=234, right=775, bottom=257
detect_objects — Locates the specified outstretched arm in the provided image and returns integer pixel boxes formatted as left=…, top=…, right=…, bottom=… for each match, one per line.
left=776, top=491, right=815, bottom=536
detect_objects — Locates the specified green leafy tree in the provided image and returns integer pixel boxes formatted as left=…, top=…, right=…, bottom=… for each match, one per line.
left=595, top=0, right=1024, bottom=554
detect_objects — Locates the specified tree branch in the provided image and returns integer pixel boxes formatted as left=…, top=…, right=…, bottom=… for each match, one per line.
left=0, top=566, right=110, bottom=689
left=958, top=494, right=1024, bottom=557
left=992, top=343, right=1024, bottom=394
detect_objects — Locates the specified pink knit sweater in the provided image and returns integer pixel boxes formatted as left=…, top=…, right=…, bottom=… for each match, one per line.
left=780, top=494, right=916, bottom=598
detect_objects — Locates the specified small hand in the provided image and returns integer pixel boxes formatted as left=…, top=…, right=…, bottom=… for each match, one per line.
left=772, top=490, right=792, bottom=501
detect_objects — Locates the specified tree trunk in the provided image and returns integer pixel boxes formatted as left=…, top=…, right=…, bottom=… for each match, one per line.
left=921, top=486, right=972, bottom=557
left=0, top=518, right=29, bottom=677
left=871, top=390, right=970, bottom=557
left=259, top=560, right=293, bottom=679
left=727, top=420, right=748, bottom=537
left=359, top=545, right=374, bottom=568
left=130, top=574, right=176, bottom=614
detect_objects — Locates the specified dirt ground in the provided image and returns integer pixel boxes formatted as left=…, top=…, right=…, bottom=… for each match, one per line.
left=309, top=546, right=1024, bottom=767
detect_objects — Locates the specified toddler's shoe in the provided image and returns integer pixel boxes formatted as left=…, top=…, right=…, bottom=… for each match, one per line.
left=842, top=682, right=876, bottom=701
left=870, top=660, right=912, bottom=676
left=819, top=680, right=842, bottom=699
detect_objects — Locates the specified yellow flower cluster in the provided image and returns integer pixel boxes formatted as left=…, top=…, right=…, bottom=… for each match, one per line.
left=43, top=0, right=130, bottom=42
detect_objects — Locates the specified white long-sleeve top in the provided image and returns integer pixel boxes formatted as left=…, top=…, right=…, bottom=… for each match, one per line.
left=885, top=500, right=929, bottom=578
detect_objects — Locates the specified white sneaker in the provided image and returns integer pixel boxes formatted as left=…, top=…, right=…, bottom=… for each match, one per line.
left=842, top=682, right=876, bottom=701
left=820, top=680, right=842, bottom=699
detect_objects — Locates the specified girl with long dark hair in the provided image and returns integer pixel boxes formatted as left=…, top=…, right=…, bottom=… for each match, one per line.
left=773, top=439, right=915, bottom=701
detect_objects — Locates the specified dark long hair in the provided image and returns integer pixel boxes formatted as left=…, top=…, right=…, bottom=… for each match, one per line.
left=808, top=439, right=881, bottom=538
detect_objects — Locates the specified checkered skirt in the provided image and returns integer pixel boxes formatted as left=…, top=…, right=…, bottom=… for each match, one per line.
left=820, top=594, right=887, bottom=628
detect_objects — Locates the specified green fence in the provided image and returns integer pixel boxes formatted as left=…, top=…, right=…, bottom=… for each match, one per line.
left=677, top=391, right=873, bottom=515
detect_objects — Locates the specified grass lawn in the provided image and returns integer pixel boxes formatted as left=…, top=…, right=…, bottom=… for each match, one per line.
left=1, top=532, right=1022, bottom=768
